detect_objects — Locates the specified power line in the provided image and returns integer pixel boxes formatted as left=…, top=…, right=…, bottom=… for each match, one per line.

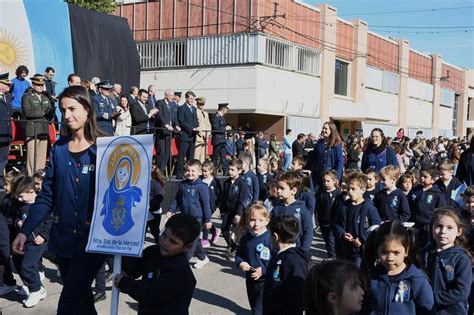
left=370, top=25, right=474, bottom=29
left=339, top=5, right=474, bottom=17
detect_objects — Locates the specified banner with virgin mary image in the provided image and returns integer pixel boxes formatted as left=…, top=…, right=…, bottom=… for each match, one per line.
left=86, top=135, right=153, bottom=257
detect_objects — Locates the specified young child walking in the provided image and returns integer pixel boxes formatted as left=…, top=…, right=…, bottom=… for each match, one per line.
left=241, top=152, right=260, bottom=202
left=263, top=215, right=309, bottom=315
left=304, top=260, right=364, bottom=315
left=363, top=168, right=379, bottom=202
left=434, top=161, right=463, bottom=210
left=374, top=165, right=411, bottom=222
left=360, top=220, right=434, bottom=315
left=256, top=157, right=274, bottom=202
left=148, top=166, right=165, bottom=243
left=424, top=208, right=472, bottom=315
left=201, top=161, right=222, bottom=247
left=315, top=170, right=341, bottom=258
left=236, top=203, right=272, bottom=315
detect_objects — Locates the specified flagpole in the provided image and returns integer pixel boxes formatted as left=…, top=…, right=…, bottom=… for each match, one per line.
left=110, top=255, right=122, bottom=315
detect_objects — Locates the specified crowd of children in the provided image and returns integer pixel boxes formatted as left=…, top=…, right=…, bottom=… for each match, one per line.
left=0, top=137, right=473, bottom=315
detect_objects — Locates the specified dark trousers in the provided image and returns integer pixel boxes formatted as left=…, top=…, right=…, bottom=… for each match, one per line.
left=320, top=224, right=336, bottom=258
left=56, top=250, right=105, bottom=315
left=0, top=144, right=9, bottom=186
left=186, top=225, right=206, bottom=261
left=176, top=140, right=194, bottom=177
left=156, top=136, right=171, bottom=173
left=341, top=244, right=362, bottom=267
left=147, top=215, right=162, bottom=243
left=246, top=279, right=265, bottom=315
left=3, top=256, right=16, bottom=286
left=221, top=212, right=237, bottom=250
left=12, top=242, right=46, bottom=292
left=416, top=223, right=431, bottom=250
left=212, top=143, right=228, bottom=174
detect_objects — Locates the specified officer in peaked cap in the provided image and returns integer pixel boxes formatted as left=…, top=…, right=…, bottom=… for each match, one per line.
left=92, top=80, right=118, bottom=136
left=0, top=73, right=12, bottom=184
left=212, top=103, right=230, bottom=175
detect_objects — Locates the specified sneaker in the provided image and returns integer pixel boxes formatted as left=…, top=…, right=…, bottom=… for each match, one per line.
left=23, top=287, right=47, bottom=308
left=39, top=271, right=45, bottom=281
left=189, top=257, right=198, bottom=264
left=93, top=291, right=106, bottom=303
left=16, top=285, right=29, bottom=296
left=193, top=256, right=209, bottom=269
left=210, top=228, right=221, bottom=244
left=200, top=240, right=211, bottom=248
left=0, top=284, right=17, bottom=296
left=225, top=249, right=236, bottom=262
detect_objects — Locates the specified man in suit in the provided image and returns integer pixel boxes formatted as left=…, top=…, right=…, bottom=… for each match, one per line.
left=154, top=89, right=180, bottom=172
left=129, top=89, right=158, bottom=135
left=212, top=103, right=229, bottom=175
left=110, top=83, right=122, bottom=105
left=0, top=73, right=12, bottom=185
left=147, top=85, right=158, bottom=108
left=194, top=97, right=211, bottom=163
left=92, top=80, right=117, bottom=136
left=176, top=91, right=200, bottom=179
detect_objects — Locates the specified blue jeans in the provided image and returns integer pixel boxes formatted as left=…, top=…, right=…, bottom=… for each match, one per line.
left=12, top=242, right=46, bottom=292
left=283, top=153, right=292, bottom=171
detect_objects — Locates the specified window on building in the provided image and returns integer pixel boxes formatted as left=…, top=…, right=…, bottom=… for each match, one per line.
left=265, top=38, right=291, bottom=69
left=335, top=59, right=349, bottom=96
left=453, top=94, right=459, bottom=136
left=468, top=98, right=472, bottom=121
left=296, top=47, right=319, bottom=76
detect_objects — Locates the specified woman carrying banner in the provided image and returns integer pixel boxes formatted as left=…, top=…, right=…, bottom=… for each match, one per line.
left=12, top=86, right=105, bottom=314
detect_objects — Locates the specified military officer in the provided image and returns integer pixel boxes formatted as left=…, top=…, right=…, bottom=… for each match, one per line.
left=92, top=80, right=117, bottom=136
left=212, top=103, right=229, bottom=175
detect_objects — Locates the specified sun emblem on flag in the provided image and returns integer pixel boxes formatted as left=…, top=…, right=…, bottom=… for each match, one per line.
left=0, top=28, right=28, bottom=74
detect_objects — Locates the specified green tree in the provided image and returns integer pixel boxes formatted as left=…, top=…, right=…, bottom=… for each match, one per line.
left=66, top=0, right=117, bottom=14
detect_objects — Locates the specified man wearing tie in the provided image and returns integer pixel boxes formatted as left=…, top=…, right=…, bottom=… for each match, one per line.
left=155, top=89, right=180, bottom=172
left=129, top=89, right=158, bottom=135
left=147, top=85, right=158, bottom=108
left=176, top=91, right=200, bottom=179
left=92, top=80, right=118, bottom=136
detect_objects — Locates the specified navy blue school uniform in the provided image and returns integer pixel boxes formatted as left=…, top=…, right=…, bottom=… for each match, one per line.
left=205, top=176, right=222, bottom=213
left=119, top=245, right=196, bottom=315
left=361, top=145, right=398, bottom=173
left=0, top=211, right=9, bottom=266
left=147, top=179, right=165, bottom=243
left=257, top=172, right=273, bottom=202
left=271, top=200, right=313, bottom=251
left=20, top=138, right=105, bottom=314
left=305, top=140, right=343, bottom=190
left=424, top=245, right=472, bottom=315
left=434, top=177, right=463, bottom=210
left=296, top=190, right=316, bottom=215
left=374, top=188, right=411, bottom=222
left=364, top=186, right=379, bottom=202
left=236, top=230, right=273, bottom=314
left=0, top=194, right=19, bottom=287
left=169, top=178, right=211, bottom=224
left=262, top=246, right=309, bottom=315
left=316, top=188, right=341, bottom=258
left=363, top=264, right=435, bottom=315
left=243, top=170, right=260, bottom=202
left=334, top=199, right=381, bottom=265
left=409, top=185, right=446, bottom=248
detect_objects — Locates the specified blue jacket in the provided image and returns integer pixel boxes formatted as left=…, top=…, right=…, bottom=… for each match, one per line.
left=177, top=103, right=198, bottom=142
left=364, top=264, right=435, bottom=315
left=364, top=187, right=380, bottom=203
left=305, top=139, right=343, bottom=184
left=235, top=230, right=273, bottom=281
left=92, top=94, right=115, bottom=136
left=334, top=199, right=381, bottom=255
left=242, top=170, right=260, bottom=202
left=149, top=179, right=164, bottom=216
left=257, top=172, right=274, bottom=202
left=296, top=191, right=316, bottom=214
left=0, top=212, right=9, bottom=264
left=14, top=202, right=53, bottom=243
left=262, top=246, right=309, bottom=315
left=409, top=185, right=447, bottom=225
left=272, top=200, right=313, bottom=251
left=361, top=145, right=398, bottom=173
left=202, top=177, right=221, bottom=213
left=316, top=188, right=341, bottom=225
left=220, top=176, right=251, bottom=216
left=424, top=245, right=471, bottom=315
left=20, top=137, right=97, bottom=258
left=11, top=77, right=30, bottom=109
left=434, top=177, right=463, bottom=210
left=169, top=178, right=211, bottom=223
left=374, top=188, right=411, bottom=222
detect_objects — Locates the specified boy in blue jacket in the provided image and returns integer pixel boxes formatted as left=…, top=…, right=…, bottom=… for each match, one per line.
left=240, top=152, right=260, bottom=202
left=272, top=171, right=313, bottom=252
left=262, top=215, right=309, bottom=315
left=409, top=166, right=446, bottom=249
left=169, top=159, right=212, bottom=269
left=115, top=213, right=199, bottom=315
left=334, top=172, right=381, bottom=266
left=434, top=160, right=463, bottom=210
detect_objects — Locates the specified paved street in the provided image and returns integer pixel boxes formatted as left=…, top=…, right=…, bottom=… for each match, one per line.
left=0, top=214, right=325, bottom=315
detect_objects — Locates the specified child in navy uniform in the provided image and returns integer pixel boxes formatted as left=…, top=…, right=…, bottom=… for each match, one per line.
left=435, top=161, right=463, bottom=210
left=241, top=152, right=260, bottom=202
left=291, top=157, right=315, bottom=192
left=334, top=173, right=381, bottom=266
left=272, top=171, right=313, bottom=251
left=374, top=165, right=411, bottom=222
left=12, top=176, right=52, bottom=307
left=424, top=209, right=472, bottom=315
left=263, top=179, right=279, bottom=213
left=200, top=161, right=222, bottom=247
left=409, top=166, right=446, bottom=250
left=360, top=220, right=434, bottom=315
left=363, top=168, right=379, bottom=202
left=115, top=213, right=200, bottom=315
left=295, top=171, right=316, bottom=216
left=398, top=173, right=415, bottom=196
left=256, top=158, right=274, bottom=202
left=220, top=158, right=251, bottom=260
left=169, top=159, right=212, bottom=269
left=236, top=203, right=273, bottom=315
left=263, top=215, right=309, bottom=315
left=148, top=167, right=165, bottom=243
left=316, top=170, right=341, bottom=258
